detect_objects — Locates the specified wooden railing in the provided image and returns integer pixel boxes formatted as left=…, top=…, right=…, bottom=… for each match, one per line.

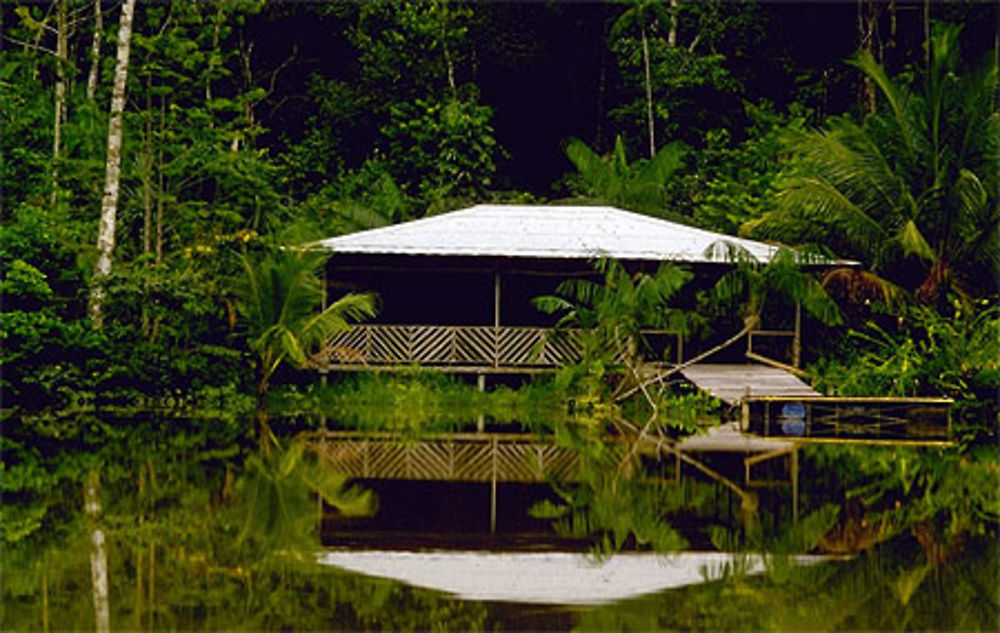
left=746, top=329, right=798, bottom=369
left=320, top=325, right=681, bottom=372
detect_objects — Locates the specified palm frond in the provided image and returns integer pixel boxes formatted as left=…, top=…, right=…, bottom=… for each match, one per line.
left=565, top=137, right=610, bottom=198
left=897, top=219, right=935, bottom=262
left=637, top=140, right=685, bottom=185
left=848, top=50, right=916, bottom=160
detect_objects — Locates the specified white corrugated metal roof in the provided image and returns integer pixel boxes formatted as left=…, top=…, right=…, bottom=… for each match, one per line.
left=314, top=204, right=797, bottom=264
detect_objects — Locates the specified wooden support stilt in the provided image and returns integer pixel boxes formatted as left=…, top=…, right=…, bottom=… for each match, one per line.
left=493, top=272, right=501, bottom=329
left=791, top=447, right=799, bottom=525
left=793, top=301, right=802, bottom=369
left=490, top=436, right=498, bottom=534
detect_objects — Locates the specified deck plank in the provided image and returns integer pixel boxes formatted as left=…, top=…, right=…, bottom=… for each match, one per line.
left=681, top=363, right=819, bottom=405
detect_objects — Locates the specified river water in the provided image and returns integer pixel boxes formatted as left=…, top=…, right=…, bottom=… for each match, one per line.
left=2, top=412, right=997, bottom=630
left=3, top=473, right=995, bottom=631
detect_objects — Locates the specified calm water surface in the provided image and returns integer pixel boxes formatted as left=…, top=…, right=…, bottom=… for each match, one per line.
left=3, top=416, right=996, bottom=631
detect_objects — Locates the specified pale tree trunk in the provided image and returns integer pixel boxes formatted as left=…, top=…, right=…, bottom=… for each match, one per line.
left=142, top=75, right=153, bottom=257
left=84, top=471, right=110, bottom=633
left=87, top=0, right=102, bottom=101
left=156, top=94, right=165, bottom=264
left=51, top=0, right=67, bottom=210
left=668, top=0, right=678, bottom=48
left=89, top=0, right=138, bottom=328
left=641, top=20, right=655, bottom=159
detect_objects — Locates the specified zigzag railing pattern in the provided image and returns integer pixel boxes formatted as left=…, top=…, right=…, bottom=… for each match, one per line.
left=305, top=431, right=581, bottom=483
left=321, top=325, right=680, bottom=371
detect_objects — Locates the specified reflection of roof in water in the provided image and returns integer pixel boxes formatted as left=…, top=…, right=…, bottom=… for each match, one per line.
left=678, top=421, right=798, bottom=452
left=317, top=550, right=833, bottom=605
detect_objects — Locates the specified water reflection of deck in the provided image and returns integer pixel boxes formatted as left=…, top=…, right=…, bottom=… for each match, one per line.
left=305, top=429, right=796, bottom=485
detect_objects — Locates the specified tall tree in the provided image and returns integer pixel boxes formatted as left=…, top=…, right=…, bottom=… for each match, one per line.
left=88, top=0, right=138, bottom=328
left=86, top=0, right=102, bottom=101
left=50, top=0, right=67, bottom=209
left=608, top=0, right=759, bottom=152
left=610, top=0, right=671, bottom=158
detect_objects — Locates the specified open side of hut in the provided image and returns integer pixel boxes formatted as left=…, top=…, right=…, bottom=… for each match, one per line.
left=312, top=204, right=838, bottom=373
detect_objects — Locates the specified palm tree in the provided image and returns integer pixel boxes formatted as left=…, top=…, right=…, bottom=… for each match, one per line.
left=707, top=242, right=844, bottom=336
left=234, top=245, right=376, bottom=448
left=746, top=23, right=998, bottom=305
left=565, top=135, right=686, bottom=216
left=534, top=258, right=694, bottom=408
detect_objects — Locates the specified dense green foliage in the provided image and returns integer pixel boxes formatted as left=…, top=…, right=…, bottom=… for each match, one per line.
left=1, top=4, right=997, bottom=626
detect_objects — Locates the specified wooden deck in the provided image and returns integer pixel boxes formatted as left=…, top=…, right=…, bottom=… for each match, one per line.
left=680, top=363, right=820, bottom=405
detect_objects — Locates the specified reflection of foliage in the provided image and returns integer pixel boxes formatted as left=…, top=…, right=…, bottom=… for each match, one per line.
left=238, top=440, right=373, bottom=556
left=573, top=537, right=998, bottom=632
left=803, top=442, right=1000, bottom=559
left=277, top=371, right=565, bottom=435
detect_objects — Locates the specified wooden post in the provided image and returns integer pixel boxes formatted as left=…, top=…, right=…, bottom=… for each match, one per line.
left=490, top=436, right=498, bottom=534
left=494, top=272, right=501, bottom=328
left=493, top=271, right=501, bottom=368
left=793, top=301, right=802, bottom=368
left=320, top=267, right=329, bottom=427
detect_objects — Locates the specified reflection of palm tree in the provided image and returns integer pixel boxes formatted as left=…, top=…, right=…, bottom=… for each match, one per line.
left=234, top=247, right=376, bottom=448
left=566, top=135, right=685, bottom=216
left=747, top=24, right=998, bottom=305
left=238, top=440, right=373, bottom=556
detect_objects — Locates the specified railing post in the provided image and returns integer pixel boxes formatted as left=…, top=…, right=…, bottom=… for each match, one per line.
left=493, top=326, right=500, bottom=368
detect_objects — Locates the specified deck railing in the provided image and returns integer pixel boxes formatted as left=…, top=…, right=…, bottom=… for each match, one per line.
left=320, top=325, right=681, bottom=372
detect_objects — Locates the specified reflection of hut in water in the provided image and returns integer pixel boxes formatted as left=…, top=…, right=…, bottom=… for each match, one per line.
left=313, top=204, right=832, bottom=373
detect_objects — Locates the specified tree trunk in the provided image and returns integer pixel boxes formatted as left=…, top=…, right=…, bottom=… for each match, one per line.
left=51, top=0, right=67, bottom=210
left=668, top=0, right=678, bottom=48
left=86, top=0, right=102, bottom=101
left=156, top=94, right=165, bottom=264
left=89, top=0, right=138, bottom=328
left=641, top=20, right=655, bottom=159
left=84, top=470, right=110, bottom=633
left=856, top=0, right=878, bottom=113
left=142, top=75, right=153, bottom=257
